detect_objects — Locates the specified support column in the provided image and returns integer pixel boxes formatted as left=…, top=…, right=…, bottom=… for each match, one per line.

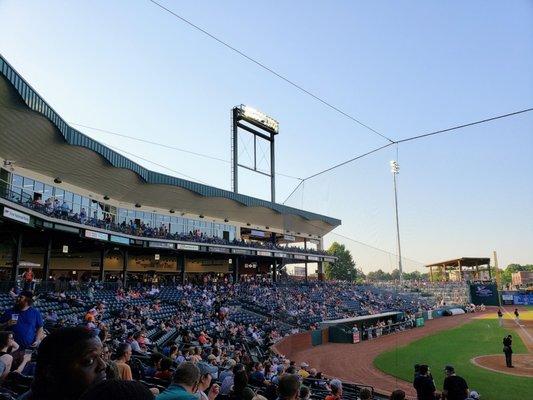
left=272, top=258, right=277, bottom=283
left=177, top=253, right=185, bottom=285
left=99, top=248, right=106, bottom=282
left=122, top=249, right=128, bottom=288
left=304, top=239, right=308, bottom=283
left=233, top=256, right=240, bottom=283
left=429, top=266, right=434, bottom=282
left=11, top=232, right=22, bottom=283
left=317, top=237, right=324, bottom=281
left=317, top=261, right=324, bottom=281
left=43, top=238, right=52, bottom=285
left=458, top=260, right=462, bottom=281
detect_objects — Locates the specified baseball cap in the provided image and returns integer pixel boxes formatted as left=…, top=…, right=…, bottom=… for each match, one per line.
left=207, top=354, right=217, bottom=361
left=469, top=391, right=480, bottom=399
left=276, top=365, right=285, bottom=373
left=197, top=362, right=216, bottom=378
left=300, top=362, right=309, bottom=368
left=329, top=379, right=342, bottom=390
left=444, top=365, right=455, bottom=373
left=225, top=359, right=236, bottom=369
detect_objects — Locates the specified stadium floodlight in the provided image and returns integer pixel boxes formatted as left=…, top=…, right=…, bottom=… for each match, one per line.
left=390, top=160, right=403, bottom=284
left=390, top=160, right=400, bottom=174
left=232, top=105, right=279, bottom=202
left=239, top=105, right=279, bottom=134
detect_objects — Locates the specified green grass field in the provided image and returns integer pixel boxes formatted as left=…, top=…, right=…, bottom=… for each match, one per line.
left=374, top=314, right=531, bottom=400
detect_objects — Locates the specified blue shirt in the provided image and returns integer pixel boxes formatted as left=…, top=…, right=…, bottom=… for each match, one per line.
left=157, top=384, right=198, bottom=400
left=0, top=307, right=43, bottom=349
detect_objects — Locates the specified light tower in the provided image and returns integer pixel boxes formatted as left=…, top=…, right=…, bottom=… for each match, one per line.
left=390, top=160, right=403, bottom=284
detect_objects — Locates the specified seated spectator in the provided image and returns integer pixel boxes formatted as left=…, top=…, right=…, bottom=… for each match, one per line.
left=154, top=357, right=173, bottom=381
left=197, top=362, right=220, bottom=400
left=298, top=362, right=310, bottom=378
left=278, top=374, right=300, bottom=400
left=146, top=353, right=164, bottom=378
left=229, top=370, right=255, bottom=400
left=157, top=361, right=200, bottom=400
left=102, top=343, right=119, bottom=380
left=300, top=386, right=311, bottom=400
left=390, top=390, right=405, bottom=400
left=0, top=331, right=31, bottom=380
left=221, top=363, right=244, bottom=395
left=325, top=379, right=342, bottom=400
left=466, top=390, right=480, bottom=400
left=358, top=388, right=372, bottom=400
left=249, top=362, right=267, bottom=386
left=115, top=343, right=133, bottom=380
left=79, top=379, right=154, bottom=400
left=19, top=327, right=106, bottom=400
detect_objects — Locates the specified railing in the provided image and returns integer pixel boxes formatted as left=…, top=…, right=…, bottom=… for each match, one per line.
left=0, top=186, right=329, bottom=257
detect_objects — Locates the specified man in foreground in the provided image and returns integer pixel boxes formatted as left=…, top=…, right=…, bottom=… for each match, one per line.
left=157, top=362, right=200, bottom=400
left=0, top=291, right=44, bottom=349
left=413, top=364, right=436, bottom=400
left=442, top=365, right=468, bottom=400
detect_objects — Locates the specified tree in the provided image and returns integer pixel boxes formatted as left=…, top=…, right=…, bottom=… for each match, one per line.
left=367, top=269, right=392, bottom=281
left=325, top=242, right=357, bottom=281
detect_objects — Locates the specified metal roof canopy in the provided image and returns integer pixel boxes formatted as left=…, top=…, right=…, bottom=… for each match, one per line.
left=0, top=54, right=340, bottom=237
left=320, top=311, right=403, bottom=327
left=425, top=257, right=490, bottom=269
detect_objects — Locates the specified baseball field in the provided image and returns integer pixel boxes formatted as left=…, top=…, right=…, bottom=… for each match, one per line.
left=374, top=307, right=533, bottom=400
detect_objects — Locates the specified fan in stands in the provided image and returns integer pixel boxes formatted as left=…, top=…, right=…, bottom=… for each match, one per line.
left=0, top=277, right=437, bottom=400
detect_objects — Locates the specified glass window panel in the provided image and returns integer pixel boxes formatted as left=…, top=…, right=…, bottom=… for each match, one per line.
left=34, top=181, right=44, bottom=194
left=54, top=188, right=64, bottom=200
left=43, top=185, right=53, bottom=201
left=11, top=174, right=23, bottom=189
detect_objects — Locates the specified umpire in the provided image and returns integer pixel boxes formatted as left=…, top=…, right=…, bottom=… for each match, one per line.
left=503, top=334, right=513, bottom=368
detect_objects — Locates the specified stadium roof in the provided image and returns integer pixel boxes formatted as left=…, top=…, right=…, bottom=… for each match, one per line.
left=0, top=55, right=340, bottom=236
left=425, top=257, right=491, bottom=268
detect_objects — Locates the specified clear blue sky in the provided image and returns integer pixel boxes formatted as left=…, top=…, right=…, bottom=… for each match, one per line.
left=1, top=1, right=532, bottom=272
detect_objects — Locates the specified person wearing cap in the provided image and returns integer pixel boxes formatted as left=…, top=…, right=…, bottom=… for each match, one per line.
left=325, top=379, right=342, bottom=400
left=465, top=390, right=480, bottom=400
left=197, top=362, right=220, bottom=400
left=413, top=365, right=435, bottom=400
left=0, top=290, right=44, bottom=349
left=220, top=363, right=245, bottom=395
left=218, top=359, right=236, bottom=384
left=157, top=361, right=201, bottom=400
left=442, top=365, right=468, bottom=400
left=271, top=364, right=286, bottom=385
left=298, top=362, right=310, bottom=378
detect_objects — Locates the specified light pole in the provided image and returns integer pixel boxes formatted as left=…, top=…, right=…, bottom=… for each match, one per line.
left=390, top=160, right=403, bottom=285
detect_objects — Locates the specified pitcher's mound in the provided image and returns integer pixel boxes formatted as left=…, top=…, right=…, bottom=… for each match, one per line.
left=471, top=354, right=533, bottom=377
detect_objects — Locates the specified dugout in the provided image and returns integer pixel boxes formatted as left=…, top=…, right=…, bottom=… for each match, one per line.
left=321, top=311, right=403, bottom=343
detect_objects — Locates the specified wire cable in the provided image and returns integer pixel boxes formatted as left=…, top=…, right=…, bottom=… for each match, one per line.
left=70, top=122, right=303, bottom=181
left=395, top=107, right=533, bottom=144
left=146, top=0, right=394, bottom=143
left=302, top=107, right=533, bottom=182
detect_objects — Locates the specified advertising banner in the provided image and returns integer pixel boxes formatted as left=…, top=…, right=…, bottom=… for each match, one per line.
left=85, top=230, right=108, bottom=241
left=177, top=244, right=199, bottom=251
left=149, top=241, right=175, bottom=249
left=3, top=207, right=30, bottom=224
left=513, top=294, right=533, bottom=305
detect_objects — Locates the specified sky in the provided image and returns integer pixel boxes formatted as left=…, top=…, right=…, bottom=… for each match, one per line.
left=0, top=0, right=532, bottom=272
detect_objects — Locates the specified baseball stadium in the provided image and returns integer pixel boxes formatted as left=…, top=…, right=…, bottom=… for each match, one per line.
left=0, top=3, right=532, bottom=400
